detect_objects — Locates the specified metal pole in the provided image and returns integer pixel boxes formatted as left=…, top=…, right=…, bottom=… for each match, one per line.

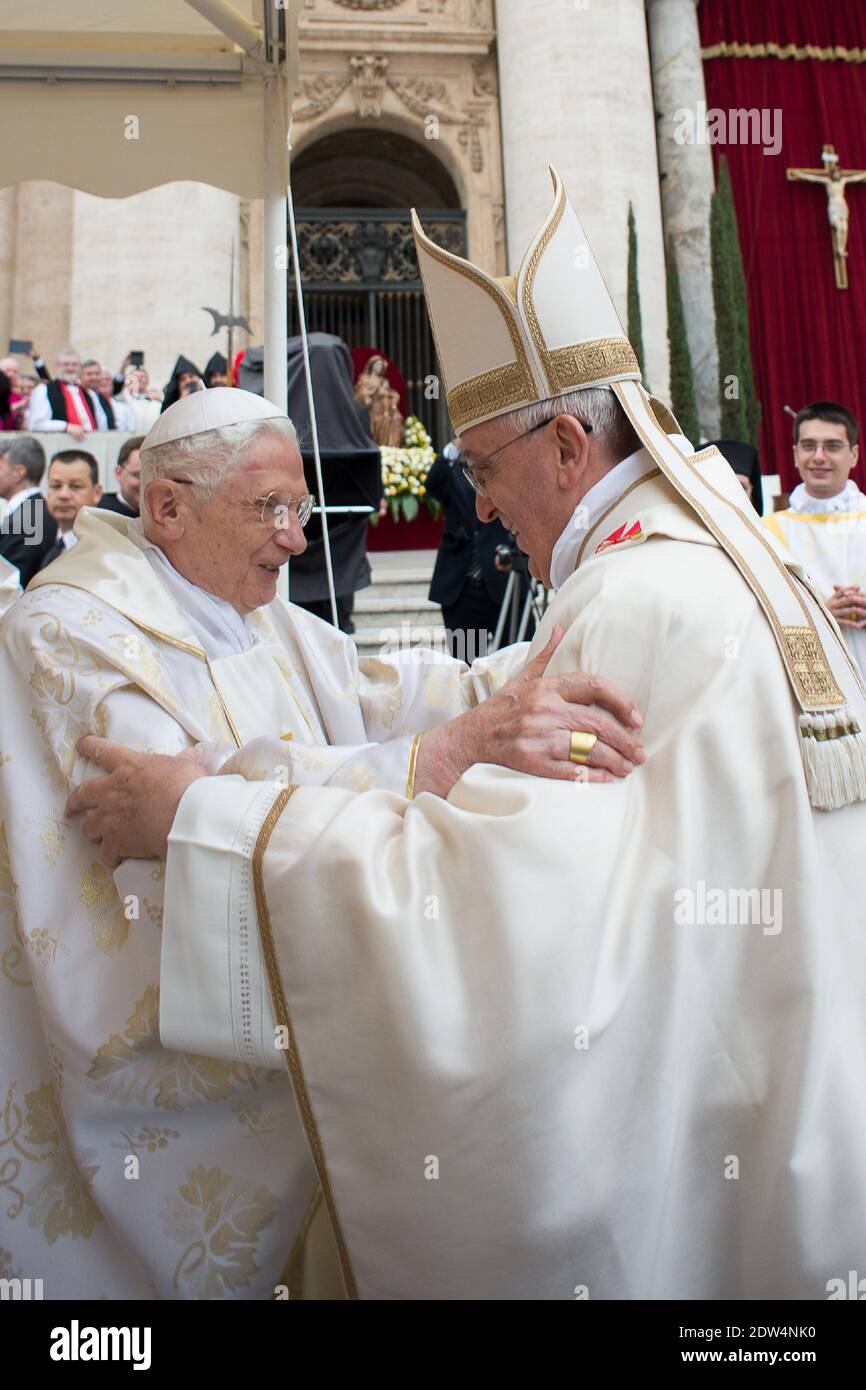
left=182, top=0, right=265, bottom=62
left=288, top=180, right=339, bottom=628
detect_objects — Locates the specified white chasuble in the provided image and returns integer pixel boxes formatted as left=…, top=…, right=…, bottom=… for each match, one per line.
left=161, top=458, right=866, bottom=1300
left=764, top=481, right=866, bottom=676
left=0, top=508, right=519, bottom=1299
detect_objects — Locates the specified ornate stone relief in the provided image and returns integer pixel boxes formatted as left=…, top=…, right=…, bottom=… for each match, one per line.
left=293, top=58, right=489, bottom=172
left=349, top=54, right=391, bottom=117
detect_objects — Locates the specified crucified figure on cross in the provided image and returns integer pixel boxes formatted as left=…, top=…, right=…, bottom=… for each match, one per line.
left=788, top=145, right=866, bottom=288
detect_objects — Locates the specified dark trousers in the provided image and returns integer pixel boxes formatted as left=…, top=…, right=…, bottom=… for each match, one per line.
left=295, top=594, right=356, bottom=634
left=441, top=581, right=502, bottom=663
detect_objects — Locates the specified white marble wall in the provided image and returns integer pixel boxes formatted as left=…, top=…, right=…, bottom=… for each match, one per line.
left=496, top=0, right=670, bottom=399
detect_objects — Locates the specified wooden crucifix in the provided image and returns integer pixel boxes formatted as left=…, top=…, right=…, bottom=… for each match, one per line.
left=787, top=144, right=866, bottom=290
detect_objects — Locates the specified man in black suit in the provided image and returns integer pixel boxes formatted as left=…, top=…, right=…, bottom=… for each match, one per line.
left=0, top=434, right=57, bottom=586
left=98, top=435, right=143, bottom=519
left=426, top=440, right=509, bottom=660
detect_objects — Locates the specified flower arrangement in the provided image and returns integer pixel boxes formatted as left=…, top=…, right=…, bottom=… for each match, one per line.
left=378, top=415, right=441, bottom=522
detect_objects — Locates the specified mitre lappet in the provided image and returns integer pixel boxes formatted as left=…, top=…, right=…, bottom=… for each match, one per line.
left=412, top=168, right=866, bottom=810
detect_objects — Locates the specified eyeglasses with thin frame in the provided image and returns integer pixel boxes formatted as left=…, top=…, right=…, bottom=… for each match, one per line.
left=166, top=479, right=315, bottom=528
left=461, top=416, right=593, bottom=497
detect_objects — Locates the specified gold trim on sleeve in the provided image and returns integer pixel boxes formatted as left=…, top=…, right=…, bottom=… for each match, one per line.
left=405, top=733, right=422, bottom=800
left=252, top=786, right=359, bottom=1301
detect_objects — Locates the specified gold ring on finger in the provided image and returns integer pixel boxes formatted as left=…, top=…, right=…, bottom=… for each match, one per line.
left=569, top=730, right=598, bottom=765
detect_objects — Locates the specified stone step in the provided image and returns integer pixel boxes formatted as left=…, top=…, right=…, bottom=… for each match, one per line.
left=353, top=624, right=448, bottom=653
left=366, top=576, right=432, bottom=599
left=355, top=593, right=441, bottom=614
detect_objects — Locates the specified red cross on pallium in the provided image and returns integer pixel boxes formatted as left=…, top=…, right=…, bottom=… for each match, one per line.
left=595, top=520, right=643, bottom=555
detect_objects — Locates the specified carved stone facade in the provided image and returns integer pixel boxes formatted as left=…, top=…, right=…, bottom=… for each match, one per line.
left=273, top=0, right=504, bottom=307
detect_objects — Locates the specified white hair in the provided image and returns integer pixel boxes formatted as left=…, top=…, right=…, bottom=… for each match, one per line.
left=139, top=416, right=298, bottom=522
left=500, top=385, right=640, bottom=463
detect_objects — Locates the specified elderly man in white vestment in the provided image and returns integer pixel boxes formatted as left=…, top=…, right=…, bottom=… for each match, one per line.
left=0, top=385, right=644, bottom=1299
left=72, top=172, right=866, bottom=1301
left=764, top=400, right=866, bottom=676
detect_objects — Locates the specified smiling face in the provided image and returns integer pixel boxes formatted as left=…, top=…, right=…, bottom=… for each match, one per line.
left=55, top=351, right=80, bottom=384
left=144, top=432, right=309, bottom=615
left=794, top=418, right=859, bottom=500
left=460, top=412, right=596, bottom=587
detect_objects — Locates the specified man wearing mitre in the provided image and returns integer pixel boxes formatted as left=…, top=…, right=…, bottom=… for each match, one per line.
left=0, top=384, right=642, bottom=1299
left=72, top=169, right=866, bottom=1301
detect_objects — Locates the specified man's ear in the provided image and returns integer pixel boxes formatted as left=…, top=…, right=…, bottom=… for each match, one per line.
left=144, top=480, right=185, bottom=539
left=553, top=414, right=591, bottom=488
left=94, top=485, right=104, bottom=504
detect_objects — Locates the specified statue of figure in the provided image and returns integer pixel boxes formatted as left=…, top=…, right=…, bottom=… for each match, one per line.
left=354, top=355, right=405, bottom=447
left=788, top=147, right=866, bottom=262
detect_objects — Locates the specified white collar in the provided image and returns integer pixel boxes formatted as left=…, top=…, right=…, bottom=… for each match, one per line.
left=3, top=486, right=41, bottom=516
left=548, top=443, right=683, bottom=590
left=789, top=479, right=866, bottom=514
left=126, top=520, right=254, bottom=658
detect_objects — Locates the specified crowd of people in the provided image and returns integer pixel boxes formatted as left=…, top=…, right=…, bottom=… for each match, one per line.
left=0, top=345, right=229, bottom=436
left=1, top=345, right=865, bottom=683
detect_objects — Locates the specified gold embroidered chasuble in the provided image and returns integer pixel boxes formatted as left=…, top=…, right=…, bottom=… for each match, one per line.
left=0, top=508, right=522, bottom=1298
left=161, top=457, right=866, bottom=1299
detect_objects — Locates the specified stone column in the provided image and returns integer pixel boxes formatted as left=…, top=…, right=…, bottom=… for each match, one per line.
left=11, top=183, right=76, bottom=363
left=495, top=0, right=670, bottom=398
left=69, top=183, right=241, bottom=390
left=647, top=0, right=719, bottom=437
left=0, top=188, right=18, bottom=351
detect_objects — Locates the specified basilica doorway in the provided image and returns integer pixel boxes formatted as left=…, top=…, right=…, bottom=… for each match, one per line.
left=289, top=128, right=466, bottom=446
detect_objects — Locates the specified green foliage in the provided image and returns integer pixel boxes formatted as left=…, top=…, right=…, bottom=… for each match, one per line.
left=665, top=237, right=700, bottom=445
left=627, top=202, right=647, bottom=386
left=711, top=157, right=761, bottom=444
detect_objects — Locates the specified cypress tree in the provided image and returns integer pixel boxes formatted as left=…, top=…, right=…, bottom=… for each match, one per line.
left=711, top=157, right=761, bottom=444
left=665, top=236, right=700, bottom=446
left=626, top=202, right=647, bottom=385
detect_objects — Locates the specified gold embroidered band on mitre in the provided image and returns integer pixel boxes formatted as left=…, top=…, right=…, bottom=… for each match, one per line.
left=447, top=337, right=641, bottom=432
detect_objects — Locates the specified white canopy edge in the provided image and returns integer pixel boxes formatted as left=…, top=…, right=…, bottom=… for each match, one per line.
left=0, top=0, right=289, bottom=199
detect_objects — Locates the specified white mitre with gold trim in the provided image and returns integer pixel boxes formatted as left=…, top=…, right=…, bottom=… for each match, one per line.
left=412, top=167, right=640, bottom=434
left=413, top=169, right=866, bottom=811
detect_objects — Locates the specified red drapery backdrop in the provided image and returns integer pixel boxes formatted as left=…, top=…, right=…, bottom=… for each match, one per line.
left=699, top=0, right=866, bottom=491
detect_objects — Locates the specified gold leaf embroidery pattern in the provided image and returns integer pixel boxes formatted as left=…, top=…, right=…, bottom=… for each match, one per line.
left=229, top=1102, right=282, bottom=1149
left=0, top=1079, right=102, bottom=1244
left=115, top=1125, right=181, bottom=1159
left=78, top=862, right=128, bottom=955
left=87, top=985, right=283, bottom=1112
left=421, top=665, right=467, bottom=713
left=32, top=815, right=65, bottom=870
left=162, top=1163, right=279, bottom=1298
left=0, top=821, right=33, bottom=987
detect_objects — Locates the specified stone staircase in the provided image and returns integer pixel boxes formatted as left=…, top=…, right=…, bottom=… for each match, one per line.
left=352, top=549, right=445, bottom=655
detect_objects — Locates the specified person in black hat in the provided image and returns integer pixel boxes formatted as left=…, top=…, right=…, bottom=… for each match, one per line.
left=160, top=356, right=203, bottom=413
left=204, top=352, right=228, bottom=389
left=708, top=438, right=764, bottom=514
